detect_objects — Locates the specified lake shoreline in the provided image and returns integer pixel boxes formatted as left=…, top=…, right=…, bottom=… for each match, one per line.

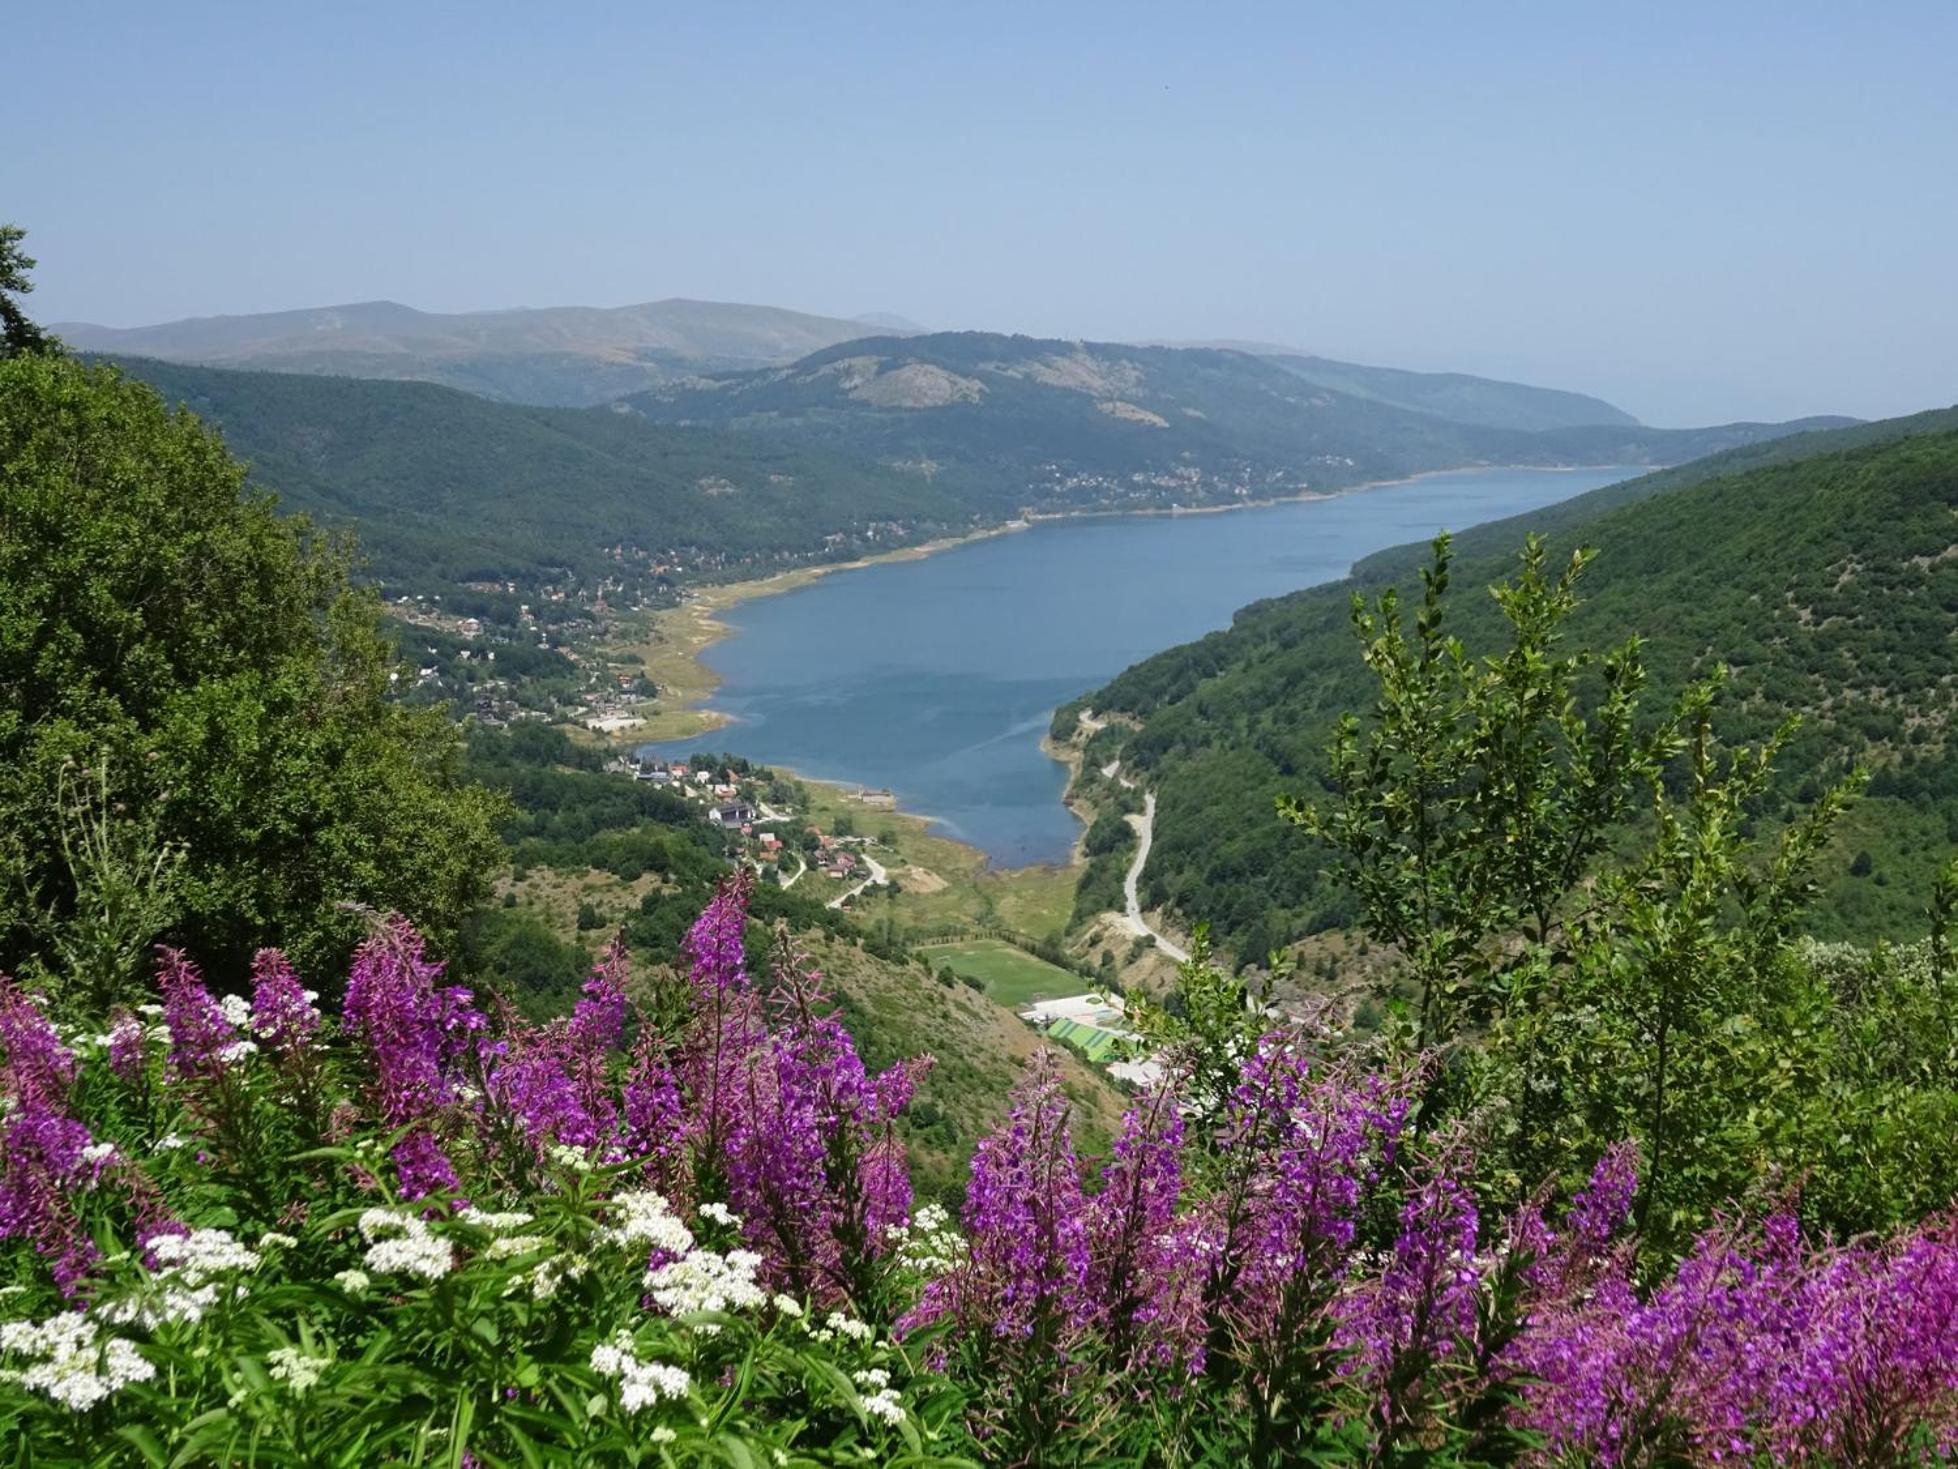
left=616, top=461, right=1641, bottom=747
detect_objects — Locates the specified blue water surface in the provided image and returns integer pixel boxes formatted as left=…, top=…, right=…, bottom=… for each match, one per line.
left=646, top=467, right=1636, bottom=866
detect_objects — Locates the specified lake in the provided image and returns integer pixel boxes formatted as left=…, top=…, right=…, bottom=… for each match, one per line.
left=645, top=467, right=1638, bottom=865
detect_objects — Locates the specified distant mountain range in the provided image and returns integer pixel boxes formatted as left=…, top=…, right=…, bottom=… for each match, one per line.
left=625, top=331, right=1849, bottom=512
left=62, top=297, right=1630, bottom=431
left=58, top=299, right=916, bottom=407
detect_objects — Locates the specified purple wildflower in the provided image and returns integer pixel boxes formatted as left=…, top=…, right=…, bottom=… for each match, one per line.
left=0, top=978, right=78, bottom=1111
left=569, top=937, right=629, bottom=1054
left=907, top=1051, right=1090, bottom=1342
left=249, top=947, right=321, bottom=1055
left=105, top=1007, right=146, bottom=1083
left=0, top=1107, right=110, bottom=1295
left=156, top=947, right=239, bottom=1082
left=342, top=917, right=476, bottom=1124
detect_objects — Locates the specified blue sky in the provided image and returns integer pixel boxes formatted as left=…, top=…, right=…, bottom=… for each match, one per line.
left=8, top=1, right=1954, bottom=424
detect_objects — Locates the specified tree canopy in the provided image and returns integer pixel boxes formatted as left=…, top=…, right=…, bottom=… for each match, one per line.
left=0, top=351, right=504, bottom=997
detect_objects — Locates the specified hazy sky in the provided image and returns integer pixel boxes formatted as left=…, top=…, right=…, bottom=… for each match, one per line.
left=9, top=2, right=1955, bottom=425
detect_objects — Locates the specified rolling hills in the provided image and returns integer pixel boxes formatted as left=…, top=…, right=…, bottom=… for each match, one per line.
left=108, top=356, right=970, bottom=595
left=627, top=331, right=1849, bottom=515
left=59, top=298, right=912, bottom=406
left=1066, top=406, right=1958, bottom=957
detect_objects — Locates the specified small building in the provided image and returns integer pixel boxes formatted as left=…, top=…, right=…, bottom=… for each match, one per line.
left=708, top=802, right=758, bottom=828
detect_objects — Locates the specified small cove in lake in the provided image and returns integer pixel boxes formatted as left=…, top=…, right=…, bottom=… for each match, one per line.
left=643, top=466, right=1638, bottom=866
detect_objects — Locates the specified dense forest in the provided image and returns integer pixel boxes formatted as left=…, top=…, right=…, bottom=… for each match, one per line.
left=1071, top=407, right=1958, bottom=959
left=105, top=356, right=973, bottom=596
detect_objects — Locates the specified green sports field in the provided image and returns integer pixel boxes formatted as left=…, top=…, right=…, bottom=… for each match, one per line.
left=918, top=938, right=1084, bottom=1006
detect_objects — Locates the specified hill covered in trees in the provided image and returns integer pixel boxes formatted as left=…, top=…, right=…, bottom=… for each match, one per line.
left=627, top=331, right=1848, bottom=516
left=107, top=356, right=972, bottom=596
left=1068, top=406, right=1958, bottom=959
left=1262, top=351, right=1640, bottom=431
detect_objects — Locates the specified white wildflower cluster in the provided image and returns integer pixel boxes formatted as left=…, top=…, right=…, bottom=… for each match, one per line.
left=771, top=1293, right=805, bottom=1318
left=358, top=1208, right=453, bottom=1281
left=0, top=1315, right=156, bottom=1411
left=460, top=1208, right=550, bottom=1259
left=99, top=1229, right=263, bottom=1330
left=697, top=1201, right=741, bottom=1228
left=509, top=1253, right=588, bottom=1301
left=217, top=1038, right=259, bottom=1065
left=486, top=1235, right=552, bottom=1260
left=644, top=1247, right=766, bottom=1328
left=218, top=994, right=254, bottom=1029
left=257, top=1232, right=298, bottom=1251
left=885, top=1203, right=966, bottom=1277
left=266, top=1345, right=328, bottom=1395
left=589, top=1330, right=692, bottom=1414
left=332, top=1269, right=371, bottom=1295
left=805, top=1310, right=875, bottom=1345
left=154, top=1133, right=189, bottom=1152
left=80, top=1141, right=119, bottom=1169
left=595, top=1191, right=695, bottom=1255
left=547, top=1143, right=593, bottom=1174
left=852, top=1368, right=906, bottom=1425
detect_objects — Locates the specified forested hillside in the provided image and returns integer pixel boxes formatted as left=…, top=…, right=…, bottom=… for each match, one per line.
left=629, top=330, right=1848, bottom=515
left=1071, top=407, right=1958, bottom=957
left=1263, top=351, right=1639, bottom=431
left=108, top=356, right=968, bottom=595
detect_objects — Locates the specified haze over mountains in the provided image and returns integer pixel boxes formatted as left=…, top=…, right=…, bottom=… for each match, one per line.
left=64, top=295, right=1651, bottom=431
left=57, top=298, right=919, bottom=406
left=91, top=296, right=1855, bottom=609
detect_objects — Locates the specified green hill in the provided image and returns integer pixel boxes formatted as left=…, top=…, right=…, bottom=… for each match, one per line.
left=1263, top=352, right=1639, bottom=431
left=626, top=331, right=1848, bottom=516
left=1067, top=407, right=1958, bottom=958
left=108, top=356, right=970, bottom=596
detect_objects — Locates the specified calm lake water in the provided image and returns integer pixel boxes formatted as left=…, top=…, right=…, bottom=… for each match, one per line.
left=646, top=467, right=1637, bottom=866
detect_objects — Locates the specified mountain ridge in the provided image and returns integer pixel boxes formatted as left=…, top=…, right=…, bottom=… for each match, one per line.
left=628, top=329, right=1848, bottom=514
left=58, top=298, right=919, bottom=406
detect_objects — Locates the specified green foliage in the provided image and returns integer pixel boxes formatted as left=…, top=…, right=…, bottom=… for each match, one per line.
left=0, top=354, right=505, bottom=988
left=1093, top=411, right=1958, bottom=955
left=1291, top=535, right=1958, bottom=1252
left=0, top=224, right=56, bottom=358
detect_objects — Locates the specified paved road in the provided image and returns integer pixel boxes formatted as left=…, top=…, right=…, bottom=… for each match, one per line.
left=826, top=851, right=890, bottom=910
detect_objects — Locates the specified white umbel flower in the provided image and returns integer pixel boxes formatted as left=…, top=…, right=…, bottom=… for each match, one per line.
left=644, top=1248, right=766, bottom=1324
left=266, top=1346, right=327, bottom=1394
left=596, top=1192, right=694, bottom=1255
left=99, top=1229, right=263, bottom=1328
left=0, top=1315, right=156, bottom=1411
left=590, top=1331, right=691, bottom=1414
left=357, top=1208, right=453, bottom=1280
